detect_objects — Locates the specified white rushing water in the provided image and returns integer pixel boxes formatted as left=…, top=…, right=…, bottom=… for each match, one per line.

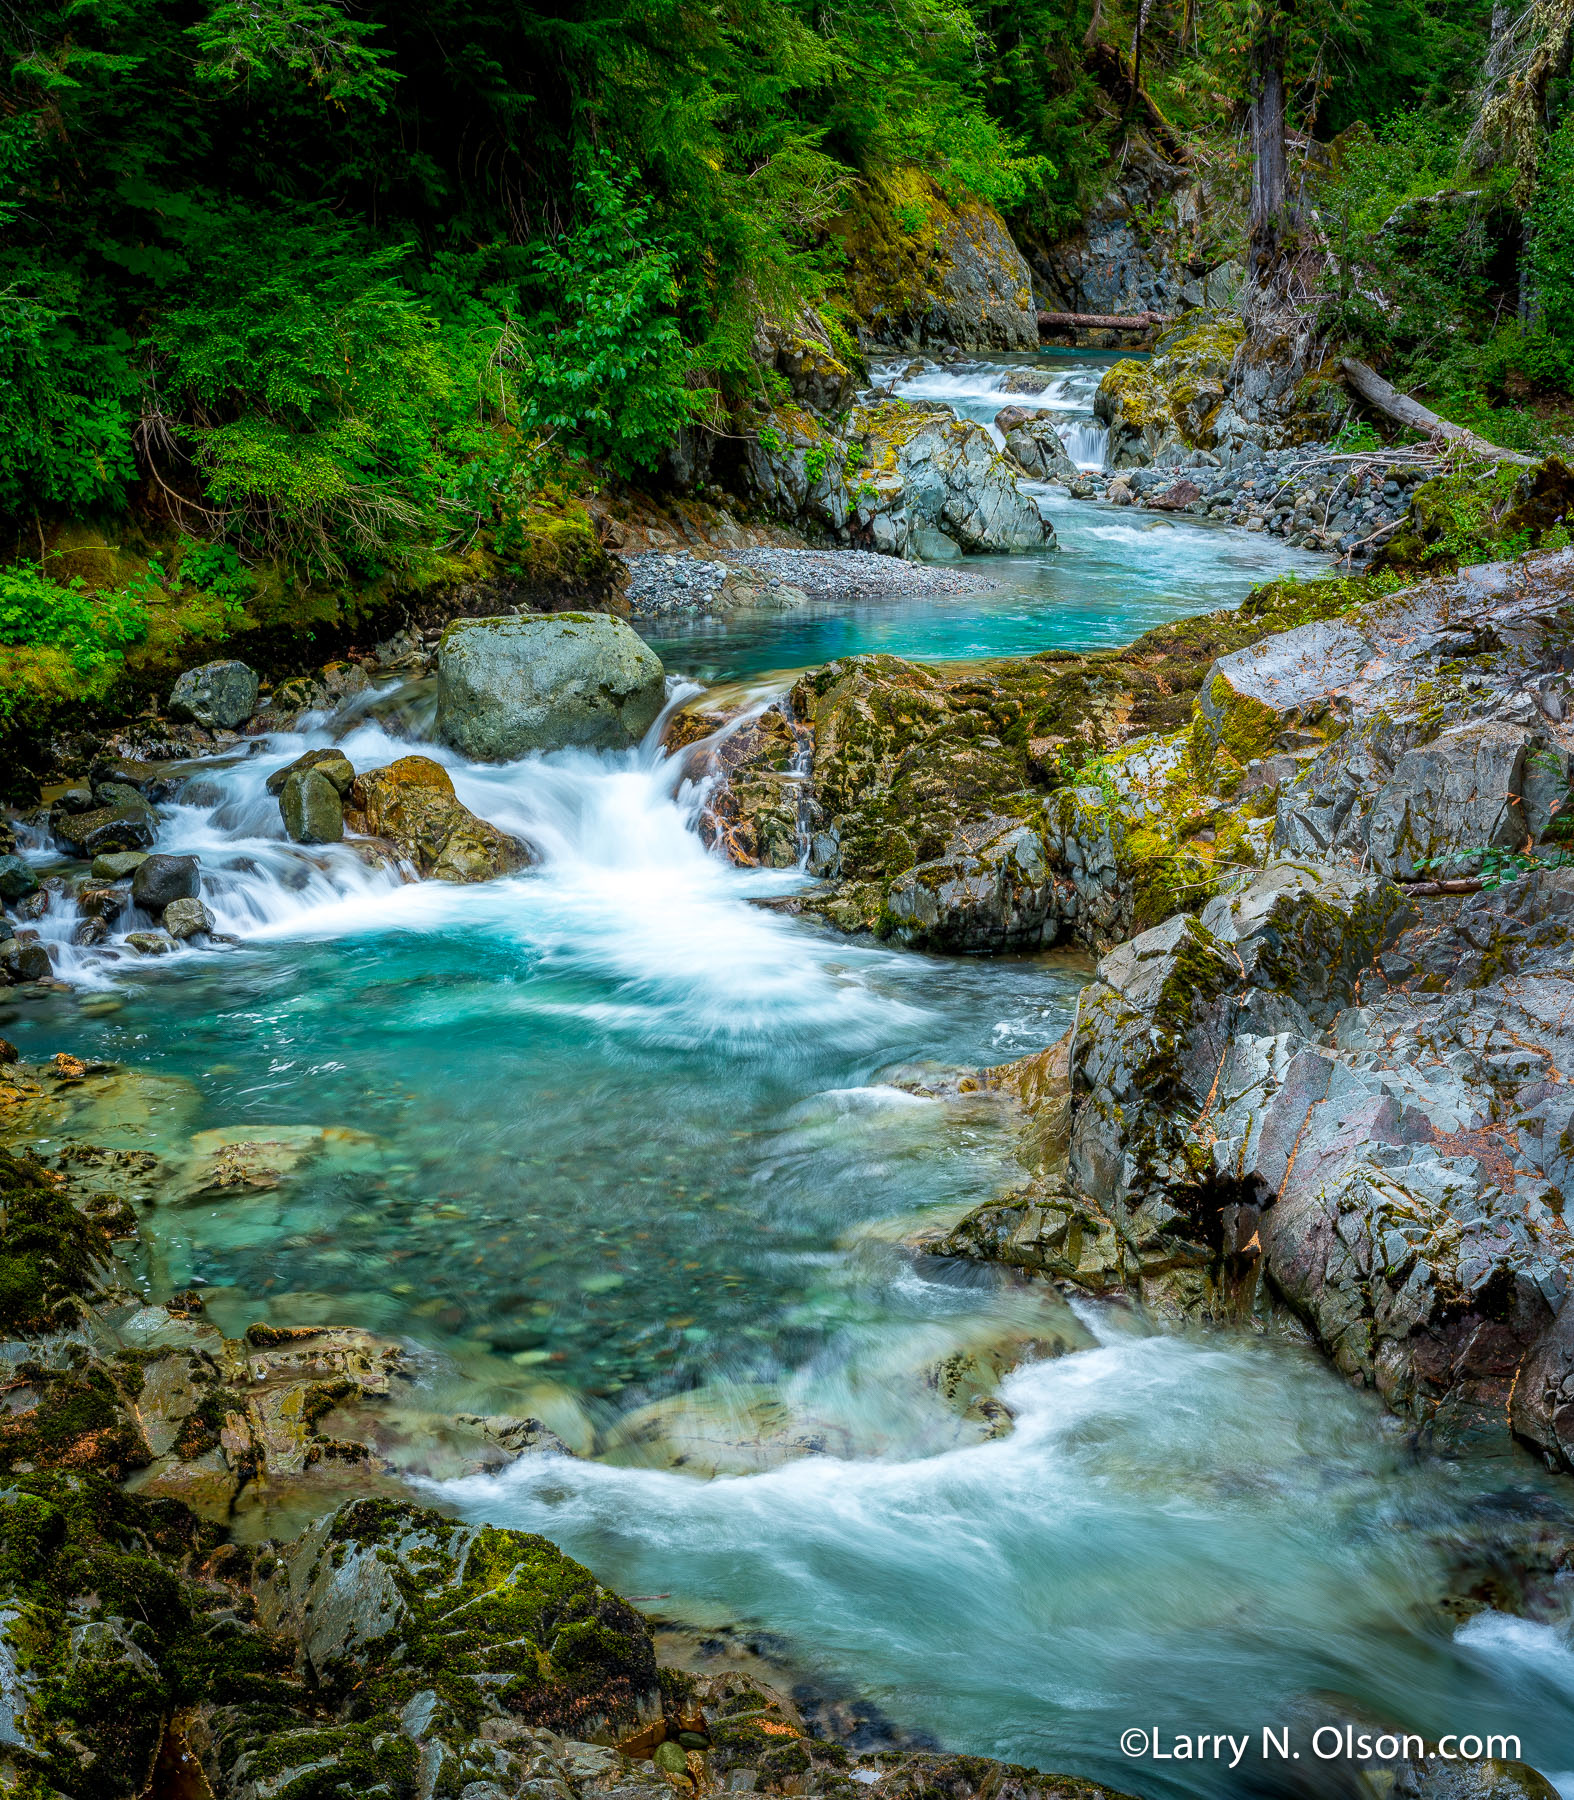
left=876, top=356, right=1110, bottom=469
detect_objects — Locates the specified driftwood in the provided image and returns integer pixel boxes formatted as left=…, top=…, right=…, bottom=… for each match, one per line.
left=1340, top=357, right=1535, bottom=466
left=1038, top=310, right=1164, bottom=331
left=1395, top=876, right=1485, bottom=897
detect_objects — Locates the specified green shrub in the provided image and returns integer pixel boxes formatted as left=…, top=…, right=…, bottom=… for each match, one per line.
left=0, top=562, right=149, bottom=674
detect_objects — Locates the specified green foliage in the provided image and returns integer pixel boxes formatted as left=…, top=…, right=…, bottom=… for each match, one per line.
left=0, top=564, right=148, bottom=675
left=1416, top=844, right=1574, bottom=887
left=1529, top=113, right=1574, bottom=340
left=188, top=0, right=399, bottom=106
left=515, top=163, right=700, bottom=478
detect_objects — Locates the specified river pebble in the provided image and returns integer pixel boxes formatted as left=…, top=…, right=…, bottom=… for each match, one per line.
left=623, top=549, right=998, bottom=618
left=1086, top=442, right=1430, bottom=556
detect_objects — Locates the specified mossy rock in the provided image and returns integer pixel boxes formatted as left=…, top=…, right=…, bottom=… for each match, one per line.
left=255, top=1498, right=661, bottom=1744
left=0, top=1472, right=262, bottom=1799
left=0, top=1147, right=113, bottom=1335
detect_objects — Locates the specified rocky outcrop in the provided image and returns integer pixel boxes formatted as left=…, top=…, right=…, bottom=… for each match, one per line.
left=831, top=166, right=1039, bottom=351
left=707, top=576, right=1373, bottom=950
left=345, top=756, right=532, bottom=881
left=1193, top=551, right=1574, bottom=876
left=1094, top=312, right=1245, bottom=466
left=936, top=859, right=1574, bottom=1462
left=746, top=399, right=1052, bottom=559
left=437, top=613, right=668, bottom=759
left=907, top=549, right=1574, bottom=1462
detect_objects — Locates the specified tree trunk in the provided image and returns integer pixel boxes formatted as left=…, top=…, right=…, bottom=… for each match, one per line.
left=1082, top=0, right=1104, bottom=51
left=1248, top=18, right=1289, bottom=287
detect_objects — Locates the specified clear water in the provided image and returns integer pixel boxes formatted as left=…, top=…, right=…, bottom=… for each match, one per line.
left=7, top=354, right=1574, bottom=1796
left=639, top=355, right=1326, bottom=687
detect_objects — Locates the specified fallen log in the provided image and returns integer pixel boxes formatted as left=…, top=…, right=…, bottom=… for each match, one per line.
left=1339, top=357, right=1535, bottom=466
left=1038, top=310, right=1165, bottom=331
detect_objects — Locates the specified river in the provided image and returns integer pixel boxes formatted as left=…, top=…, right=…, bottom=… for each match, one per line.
left=5, top=350, right=1574, bottom=1796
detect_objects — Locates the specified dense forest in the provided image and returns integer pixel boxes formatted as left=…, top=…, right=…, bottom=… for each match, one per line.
left=1, top=0, right=1570, bottom=708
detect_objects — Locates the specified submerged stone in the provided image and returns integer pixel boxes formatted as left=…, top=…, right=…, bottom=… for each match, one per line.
left=0, top=853, right=38, bottom=901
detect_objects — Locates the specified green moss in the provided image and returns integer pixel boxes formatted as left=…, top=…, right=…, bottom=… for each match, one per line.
left=0, top=1149, right=112, bottom=1335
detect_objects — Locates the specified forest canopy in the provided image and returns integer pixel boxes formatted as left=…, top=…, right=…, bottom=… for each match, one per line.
left=0, top=0, right=1549, bottom=588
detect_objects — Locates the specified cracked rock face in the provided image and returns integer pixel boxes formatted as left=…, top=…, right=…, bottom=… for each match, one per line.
left=940, top=858, right=1574, bottom=1459
left=744, top=400, right=1051, bottom=560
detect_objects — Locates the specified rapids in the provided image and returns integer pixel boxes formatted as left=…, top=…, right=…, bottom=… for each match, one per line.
left=7, top=350, right=1574, bottom=1797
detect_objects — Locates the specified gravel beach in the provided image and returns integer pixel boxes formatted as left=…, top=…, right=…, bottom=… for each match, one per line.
left=622, top=548, right=1001, bottom=617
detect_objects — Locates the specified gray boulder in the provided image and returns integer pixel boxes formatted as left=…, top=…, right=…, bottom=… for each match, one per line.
left=168, top=660, right=259, bottom=730
left=436, top=613, right=667, bottom=760
left=745, top=399, right=1052, bottom=559
left=279, top=768, right=345, bottom=844
left=0, top=854, right=38, bottom=902
left=163, top=897, right=215, bottom=939
left=1003, top=421, right=1081, bottom=486
left=132, top=854, right=200, bottom=912
left=50, top=789, right=158, bottom=859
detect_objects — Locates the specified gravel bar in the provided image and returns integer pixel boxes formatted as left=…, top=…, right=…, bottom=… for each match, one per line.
left=622, top=548, right=1000, bottom=617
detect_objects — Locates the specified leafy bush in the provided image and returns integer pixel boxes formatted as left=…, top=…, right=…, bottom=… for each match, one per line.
left=516, top=164, right=700, bottom=479
left=0, top=563, right=149, bottom=674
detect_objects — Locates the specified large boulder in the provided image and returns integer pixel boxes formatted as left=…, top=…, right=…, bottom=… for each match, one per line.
left=436, top=613, right=667, bottom=760
left=1093, top=313, right=1245, bottom=467
left=130, top=853, right=199, bottom=912
left=49, top=788, right=158, bottom=858
left=279, top=767, right=345, bottom=844
left=1002, top=418, right=1082, bottom=485
left=167, top=660, right=259, bottom=730
left=746, top=399, right=1052, bottom=559
left=344, top=756, right=532, bottom=881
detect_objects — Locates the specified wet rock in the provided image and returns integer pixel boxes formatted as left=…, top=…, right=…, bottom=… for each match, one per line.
left=265, top=746, right=356, bottom=797
left=3, top=939, right=54, bottom=982
left=76, top=882, right=128, bottom=921
left=125, top=929, right=176, bottom=955
left=1002, top=419, right=1081, bottom=486
left=940, top=858, right=1574, bottom=1456
left=0, top=854, right=38, bottom=901
left=437, top=613, right=668, bottom=759
left=279, top=766, right=345, bottom=844
left=168, top=659, right=259, bottom=729
left=131, top=853, right=200, bottom=912
left=345, top=756, right=532, bottom=881
left=91, top=850, right=148, bottom=880
left=162, top=896, right=215, bottom=940
left=50, top=787, right=158, bottom=858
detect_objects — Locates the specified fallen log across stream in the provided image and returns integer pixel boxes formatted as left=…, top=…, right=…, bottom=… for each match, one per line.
left=1037, top=309, right=1164, bottom=331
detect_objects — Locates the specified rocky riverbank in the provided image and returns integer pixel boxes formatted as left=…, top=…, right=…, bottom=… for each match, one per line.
left=681, top=547, right=1574, bottom=1449
left=623, top=549, right=1001, bottom=618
